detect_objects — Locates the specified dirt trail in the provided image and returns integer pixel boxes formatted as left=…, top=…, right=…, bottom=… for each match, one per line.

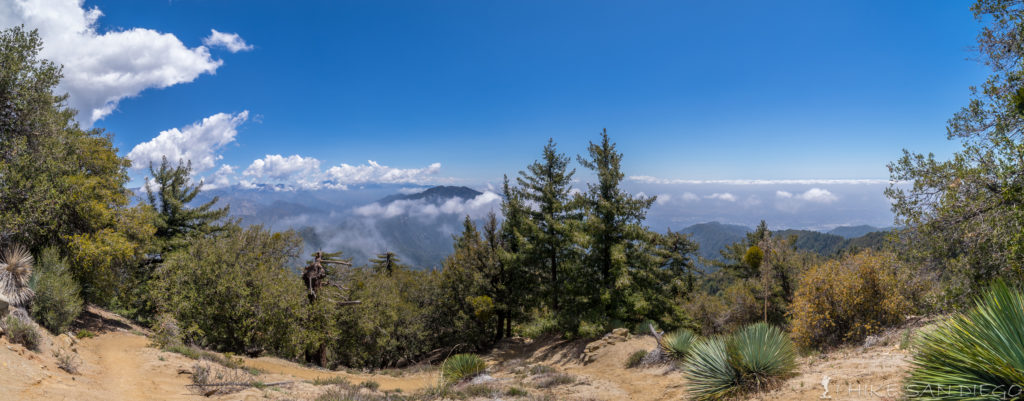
left=242, top=356, right=438, bottom=393
left=80, top=332, right=196, bottom=400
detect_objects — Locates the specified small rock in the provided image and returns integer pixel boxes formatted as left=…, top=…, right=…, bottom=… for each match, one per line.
left=611, top=328, right=630, bottom=337
left=470, top=374, right=495, bottom=384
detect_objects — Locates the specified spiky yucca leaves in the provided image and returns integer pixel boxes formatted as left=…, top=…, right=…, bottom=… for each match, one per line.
left=441, top=353, right=486, bottom=384
left=905, top=281, right=1024, bottom=400
left=684, top=323, right=797, bottom=400
left=728, top=322, right=797, bottom=392
left=661, top=328, right=699, bottom=360
left=0, top=245, right=34, bottom=307
left=684, top=337, right=739, bottom=400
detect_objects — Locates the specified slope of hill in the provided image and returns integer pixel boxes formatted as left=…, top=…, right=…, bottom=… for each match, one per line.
left=828, top=224, right=881, bottom=238
left=679, top=222, right=750, bottom=262
left=378, top=186, right=482, bottom=204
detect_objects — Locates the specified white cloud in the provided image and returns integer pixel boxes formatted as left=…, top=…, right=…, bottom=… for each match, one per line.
left=776, top=190, right=793, bottom=198
left=681, top=192, right=700, bottom=202
left=203, top=164, right=236, bottom=189
left=707, top=193, right=737, bottom=202
left=202, top=29, right=253, bottom=53
left=244, top=154, right=321, bottom=179
left=127, top=111, right=248, bottom=172
left=230, top=157, right=445, bottom=191
left=324, top=161, right=442, bottom=185
left=796, top=188, right=838, bottom=203
left=629, top=176, right=891, bottom=185
left=0, top=0, right=225, bottom=125
left=655, top=194, right=671, bottom=205
left=354, top=191, right=502, bottom=220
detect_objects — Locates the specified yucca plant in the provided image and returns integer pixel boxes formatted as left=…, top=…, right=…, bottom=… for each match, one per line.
left=660, top=328, right=699, bottom=360
left=905, top=280, right=1024, bottom=400
left=683, top=323, right=796, bottom=400
left=684, top=337, right=739, bottom=400
left=728, top=322, right=797, bottom=392
left=0, top=245, right=35, bottom=308
left=440, top=353, right=486, bottom=384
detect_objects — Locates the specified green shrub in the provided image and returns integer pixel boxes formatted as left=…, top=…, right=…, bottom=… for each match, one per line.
left=905, top=281, right=1024, bottom=400
left=505, top=386, right=529, bottom=396
left=625, top=350, right=647, bottom=368
left=683, top=323, right=796, bottom=400
left=519, top=311, right=560, bottom=339
left=661, top=328, right=698, bottom=360
left=358, top=380, right=380, bottom=391
left=75, top=329, right=97, bottom=339
left=441, top=353, right=486, bottom=384
left=29, top=248, right=82, bottom=334
left=3, top=315, right=40, bottom=350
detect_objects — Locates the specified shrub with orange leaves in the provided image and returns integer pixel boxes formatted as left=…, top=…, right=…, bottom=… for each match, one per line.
left=790, top=250, right=916, bottom=349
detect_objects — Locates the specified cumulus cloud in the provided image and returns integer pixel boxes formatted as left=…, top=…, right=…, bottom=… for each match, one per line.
left=127, top=111, right=248, bottom=172
left=202, top=29, right=253, bottom=52
left=231, top=157, right=444, bottom=191
left=681, top=192, right=700, bottom=202
left=776, top=188, right=838, bottom=203
left=707, top=193, right=737, bottom=202
left=354, top=191, right=502, bottom=220
left=203, top=164, right=237, bottom=189
left=796, top=188, right=838, bottom=203
left=629, top=176, right=890, bottom=185
left=324, top=161, right=442, bottom=186
left=0, top=0, right=225, bottom=125
left=244, top=154, right=321, bottom=179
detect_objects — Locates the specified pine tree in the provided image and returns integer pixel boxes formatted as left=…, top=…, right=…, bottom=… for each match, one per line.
left=658, top=229, right=701, bottom=298
left=369, top=251, right=404, bottom=276
left=516, top=139, right=579, bottom=314
left=145, top=157, right=229, bottom=252
left=577, top=129, right=657, bottom=321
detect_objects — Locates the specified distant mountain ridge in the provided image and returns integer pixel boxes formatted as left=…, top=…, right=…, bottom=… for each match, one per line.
left=378, top=186, right=483, bottom=204
left=679, top=222, right=891, bottom=268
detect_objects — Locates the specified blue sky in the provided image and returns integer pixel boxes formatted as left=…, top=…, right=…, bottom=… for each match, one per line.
left=2, top=0, right=987, bottom=189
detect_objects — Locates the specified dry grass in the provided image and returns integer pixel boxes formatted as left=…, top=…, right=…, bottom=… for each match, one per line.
left=52, top=348, right=81, bottom=374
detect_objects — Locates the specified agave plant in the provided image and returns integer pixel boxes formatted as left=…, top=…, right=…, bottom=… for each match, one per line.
left=440, top=353, right=486, bottom=384
left=905, top=280, right=1024, bottom=400
left=683, top=323, right=796, bottom=400
left=660, top=328, right=699, bottom=360
left=0, top=245, right=35, bottom=307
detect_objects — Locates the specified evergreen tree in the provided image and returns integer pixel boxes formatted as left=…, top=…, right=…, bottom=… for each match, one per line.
left=146, top=157, right=229, bottom=252
left=657, top=229, right=701, bottom=299
left=576, top=129, right=657, bottom=322
left=516, top=139, right=579, bottom=314
left=369, top=251, right=404, bottom=276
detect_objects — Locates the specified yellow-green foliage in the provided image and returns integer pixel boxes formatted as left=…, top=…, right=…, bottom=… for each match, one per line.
left=441, top=353, right=486, bottom=384
left=790, top=250, right=914, bottom=349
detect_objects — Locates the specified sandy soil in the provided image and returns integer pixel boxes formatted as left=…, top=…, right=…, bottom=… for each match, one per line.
left=0, top=306, right=922, bottom=400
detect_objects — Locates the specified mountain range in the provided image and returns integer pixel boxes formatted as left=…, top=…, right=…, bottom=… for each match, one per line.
left=193, top=185, right=890, bottom=269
